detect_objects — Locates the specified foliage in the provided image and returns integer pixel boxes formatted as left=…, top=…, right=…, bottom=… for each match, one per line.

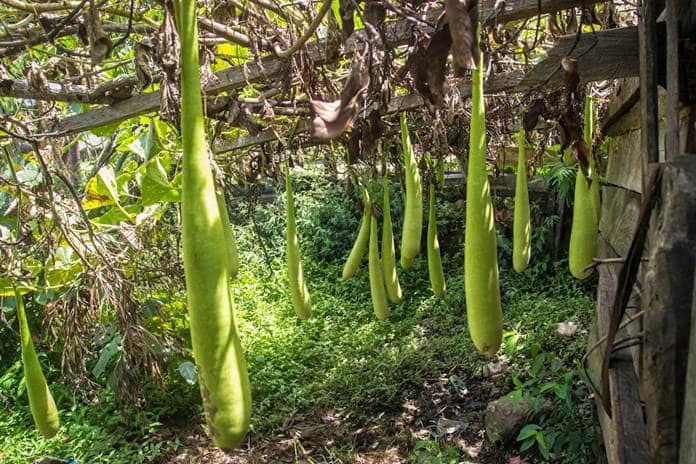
left=0, top=173, right=600, bottom=463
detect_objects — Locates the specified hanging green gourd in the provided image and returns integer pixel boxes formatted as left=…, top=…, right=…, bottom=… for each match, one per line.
left=513, top=124, right=531, bottom=273
left=381, top=176, right=402, bottom=304
left=464, top=24, right=503, bottom=357
left=568, top=95, right=599, bottom=280
left=215, top=188, right=240, bottom=280
left=15, top=288, right=59, bottom=438
left=285, top=169, right=312, bottom=319
left=177, top=0, right=251, bottom=450
left=427, top=181, right=446, bottom=298
left=585, top=95, right=600, bottom=224
left=342, top=186, right=371, bottom=280
left=369, top=209, right=390, bottom=320
left=399, top=113, right=423, bottom=270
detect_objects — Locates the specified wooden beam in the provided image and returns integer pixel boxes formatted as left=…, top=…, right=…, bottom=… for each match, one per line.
left=639, top=0, right=660, bottom=192
left=213, top=71, right=526, bottom=153
left=215, top=27, right=641, bottom=153
left=642, top=157, right=696, bottom=464
left=664, top=0, right=680, bottom=159
left=517, top=26, right=641, bottom=91
left=43, top=0, right=604, bottom=137
left=679, top=265, right=696, bottom=464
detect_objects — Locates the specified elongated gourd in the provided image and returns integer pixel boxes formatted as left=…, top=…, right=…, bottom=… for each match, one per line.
left=285, top=172, right=312, bottom=319
left=427, top=182, right=446, bottom=298
left=369, top=213, right=390, bottom=320
left=569, top=95, right=599, bottom=280
left=399, top=113, right=423, bottom=270
left=513, top=125, right=531, bottom=273
left=15, top=288, right=59, bottom=438
left=585, top=95, right=600, bottom=224
left=464, top=25, right=503, bottom=357
left=342, top=187, right=371, bottom=279
left=381, top=176, right=402, bottom=303
left=177, top=0, right=251, bottom=450
left=215, top=189, right=240, bottom=280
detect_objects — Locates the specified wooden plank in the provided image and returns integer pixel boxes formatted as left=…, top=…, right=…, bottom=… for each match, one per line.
left=213, top=71, right=526, bottom=153
left=608, top=357, right=652, bottom=464
left=44, top=0, right=605, bottom=137
left=679, top=269, right=696, bottom=463
left=516, top=27, right=641, bottom=91
left=599, top=186, right=642, bottom=257
left=642, top=156, right=696, bottom=464
left=664, top=0, right=680, bottom=159
left=589, top=234, right=649, bottom=464
left=605, top=129, right=643, bottom=194
left=638, top=0, right=660, bottom=191
left=603, top=78, right=640, bottom=136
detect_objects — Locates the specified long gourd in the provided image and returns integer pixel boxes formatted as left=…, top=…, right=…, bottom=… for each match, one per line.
left=427, top=182, right=446, bottom=298
left=369, top=213, right=390, bottom=320
left=15, top=289, right=59, bottom=438
left=568, top=94, right=599, bottom=280
left=399, top=113, right=423, bottom=270
left=513, top=125, right=531, bottom=273
left=342, top=186, right=370, bottom=279
left=286, top=171, right=312, bottom=319
left=177, top=0, right=251, bottom=450
left=215, top=189, right=240, bottom=280
left=585, top=95, right=600, bottom=223
left=381, top=176, right=402, bottom=303
left=464, top=25, right=503, bottom=357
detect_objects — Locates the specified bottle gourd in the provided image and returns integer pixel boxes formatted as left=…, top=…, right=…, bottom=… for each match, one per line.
left=381, top=176, right=402, bottom=303
left=568, top=94, right=599, bottom=280
left=369, top=212, right=390, bottom=320
left=464, top=25, right=503, bottom=357
left=286, top=171, right=312, bottom=319
left=177, top=0, right=251, bottom=450
left=15, top=288, right=59, bottom=438
left=342, top=186, right=371, bottom=279
left=215, top=188, right=240, bottom=280
left=513, top=125, right=531, bottom=273
left=427, top=182, right=446, bottom=298
left=399, top=113, right=423, bottom=270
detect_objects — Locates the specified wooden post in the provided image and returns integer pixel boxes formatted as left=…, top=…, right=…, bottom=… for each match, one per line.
left=638, top=0, right=660, bottom=190
left=680, top=259, right=696, bottom=463
left=664, top=0, right=680, bottom=159
left=642, top=156, right=696, bottom=463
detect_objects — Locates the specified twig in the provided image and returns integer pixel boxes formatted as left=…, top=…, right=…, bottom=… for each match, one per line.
left=272, top=0, right=333, bottom=58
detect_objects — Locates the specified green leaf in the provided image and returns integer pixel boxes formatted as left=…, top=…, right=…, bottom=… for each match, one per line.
left=536, top=432, right=551, bottom=459
left=178, top=361, right=198, bottom=385
left=517, top=423, right=541, bottom=441
left=141, top=157, right=180, bottom=205
left=93, top=335, right=122, bottom=378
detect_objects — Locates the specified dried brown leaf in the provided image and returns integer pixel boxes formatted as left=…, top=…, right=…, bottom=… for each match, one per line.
left=445, top=0, right=478, bottom=75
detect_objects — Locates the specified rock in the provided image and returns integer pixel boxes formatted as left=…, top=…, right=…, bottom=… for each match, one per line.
left=484, top=394, right=535, bottom=443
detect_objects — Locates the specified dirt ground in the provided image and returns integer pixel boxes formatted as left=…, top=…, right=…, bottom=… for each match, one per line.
left=153, top=375, right=518, bottom=464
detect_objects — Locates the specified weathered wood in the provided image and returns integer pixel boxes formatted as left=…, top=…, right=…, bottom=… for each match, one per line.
left=599, top=186, right=642, bottom=257
left=679, top=268, right=696, bottom=463
left=589, top=234, right=649, bottom=464
left=603, top=78, right=640, bottom=136
left=0, top=78, right=94, bottom=103
left=609, top=357, right=652, bottom=464
left=642, top=156, right=696, bottom=464
left=639, top=0, right=660, bottom=191
left=213, top=71, right=526, bottom=153
left=516, top=27, right=641, bottom=91
left=664, top=0, right=680, bottom=159
left=44, top=0, right=605, bottom=137
left=605, top=130, right=643, bottom=194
